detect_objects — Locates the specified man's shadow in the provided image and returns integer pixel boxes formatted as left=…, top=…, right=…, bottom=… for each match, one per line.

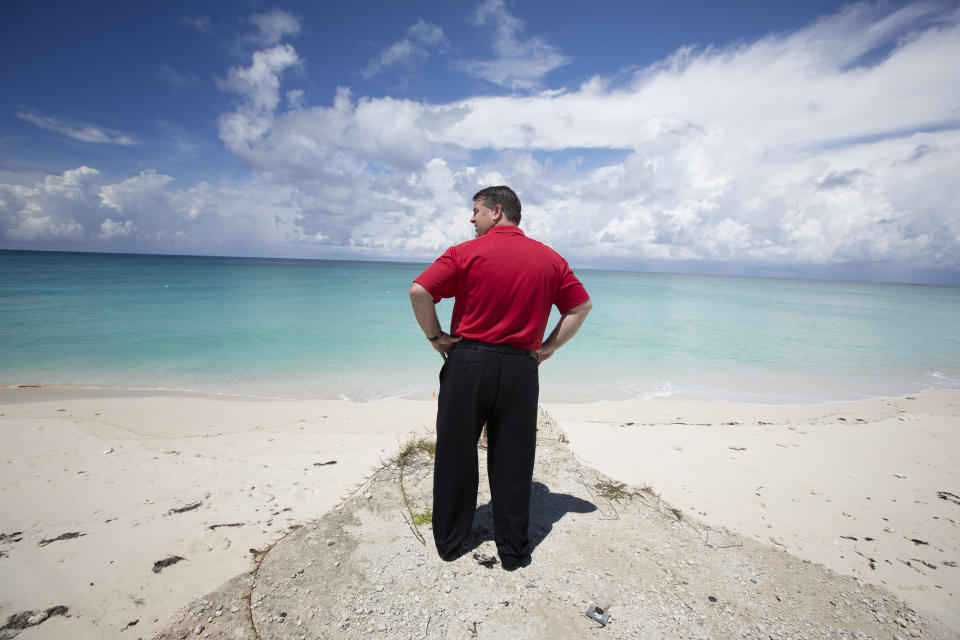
left=458, top=481, right=597, bottom=556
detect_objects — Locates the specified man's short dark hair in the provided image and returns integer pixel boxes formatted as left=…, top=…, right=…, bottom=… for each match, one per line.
left=473, top=186, right=521, bottom=224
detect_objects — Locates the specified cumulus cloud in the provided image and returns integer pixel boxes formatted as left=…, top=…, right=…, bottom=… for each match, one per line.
left=457, top=0, right=571, bottom=90
left=0, top=166, right=336, bottom=255
left=205, top=1, right=960, bottom=270
left=17, top=111, right=136, bottom=145
left=0, top=167, right=101, bottom=241
left=362, top=20, right=448, bottom=79
left=5, top=3, right=960, bottom=276
left=216, top=44, right=302, bottom=155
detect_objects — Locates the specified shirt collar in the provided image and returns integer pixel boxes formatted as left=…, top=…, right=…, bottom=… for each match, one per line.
left=485, top=225, right=525, bottom=237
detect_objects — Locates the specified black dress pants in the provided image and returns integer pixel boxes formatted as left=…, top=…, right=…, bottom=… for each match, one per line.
left=432, top=345, right=539, bottom=565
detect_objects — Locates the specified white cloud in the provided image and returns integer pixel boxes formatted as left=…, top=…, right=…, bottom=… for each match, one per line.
left=99, top=169, right=174, bottom=213
left=5, top=3, right=960, bottom=277
left=206, top=2, right=960, bottom=270
left=249, top=9, right=300, bottom=47
left=0, top=167, right=101, bottom=240
left=217, top=44, right=302, bottom=153
left=362, top=20, right=447, bottom=79
left=17, top=112, right=136, bottom=146
left=100, top=218, right=136, bottom=239
left=458, top=0, right=571, bottom=90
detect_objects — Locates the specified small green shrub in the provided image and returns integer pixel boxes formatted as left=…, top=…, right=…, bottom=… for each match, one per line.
left=411, top=508, right=432, bottom=526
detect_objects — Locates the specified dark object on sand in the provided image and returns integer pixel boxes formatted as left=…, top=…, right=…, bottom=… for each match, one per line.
left=38, top=531, right=85, bottom=547
left=209, top=522, right=244, bottom=530
left=937, top=490, right=960, bottom=505
left=586, top=603, right=610, bottom=626
left=472, top=552, right=497, bottom=567
left=152, top=555, right=186, bottom=573
left=313, top=460, right=337, bottom=466
left=1, top=605, right=69, bottom=635
left=168, top=501, right=203, bottom=514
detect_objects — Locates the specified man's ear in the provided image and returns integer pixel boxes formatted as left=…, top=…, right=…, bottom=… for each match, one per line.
left=492, top=204, right=503, bottom=222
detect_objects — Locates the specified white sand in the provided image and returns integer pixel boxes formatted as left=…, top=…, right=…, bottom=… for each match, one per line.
left=2, top=388, right=958, bottom=637
left=0, top=388, right=436, bottom=639
left=547, top=391, right=960, bottom=630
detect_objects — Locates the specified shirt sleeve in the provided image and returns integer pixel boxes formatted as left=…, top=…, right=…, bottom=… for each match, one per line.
left=414, top=246, right=458, bottom=303
left=554, top=261, right=590, bottom=314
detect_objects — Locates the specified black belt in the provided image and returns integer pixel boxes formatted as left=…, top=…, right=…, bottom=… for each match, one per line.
left=454, top=339, right=538, bottom=361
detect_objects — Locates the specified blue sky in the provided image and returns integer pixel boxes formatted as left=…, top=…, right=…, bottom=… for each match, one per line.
left=2, top=0, right=959, bottom=283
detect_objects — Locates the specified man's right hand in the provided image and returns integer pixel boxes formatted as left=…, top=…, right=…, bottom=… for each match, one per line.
left=431, top=332, right=462, bottom=360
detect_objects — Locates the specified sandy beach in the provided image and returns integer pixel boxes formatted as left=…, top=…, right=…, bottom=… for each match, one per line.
left=0, top=388, right=437, bottom=639
left=1, top=388, right=958, bottom=638
left=547, top=392, right=960, bottom=631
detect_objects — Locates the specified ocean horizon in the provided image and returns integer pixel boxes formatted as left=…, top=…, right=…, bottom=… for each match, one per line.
left=2, top=249, right=959, bottom=404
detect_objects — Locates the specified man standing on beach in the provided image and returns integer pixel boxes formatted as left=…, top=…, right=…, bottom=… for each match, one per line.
left=409, top=186, right=592, bottom=570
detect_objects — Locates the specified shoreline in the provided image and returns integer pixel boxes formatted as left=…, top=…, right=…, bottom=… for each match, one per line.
left=1, top=388, right=957, bottom=637
left=5, top=378, right=960, bottom=406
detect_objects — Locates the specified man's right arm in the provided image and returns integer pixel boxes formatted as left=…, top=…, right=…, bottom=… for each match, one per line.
left=536, top=299, right=592, bottom=364
left=409, top=282, right=460, bottom=359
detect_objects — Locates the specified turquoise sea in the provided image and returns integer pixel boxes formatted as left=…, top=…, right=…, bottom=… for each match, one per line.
left=2, top=250, right=959, bottom=404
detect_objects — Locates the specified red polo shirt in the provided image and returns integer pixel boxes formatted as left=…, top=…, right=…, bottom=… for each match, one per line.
left=414, top=226, right=590, bottom=350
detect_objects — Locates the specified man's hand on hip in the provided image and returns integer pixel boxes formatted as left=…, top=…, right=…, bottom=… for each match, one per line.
left=432, top=333, right=461, bottom=360
left=535, top=345, right=555, bottom=365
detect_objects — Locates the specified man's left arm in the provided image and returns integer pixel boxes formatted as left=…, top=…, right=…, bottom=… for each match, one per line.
left=536, top=299, right=592, bottom=364
left=409, top=282, right=461, bottom=359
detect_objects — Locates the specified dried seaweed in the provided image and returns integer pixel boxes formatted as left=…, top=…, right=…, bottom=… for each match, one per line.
left=37, top=532, right=85, bottom=547
left=152, top=555, right=185, bottom=573
left=1, top=605, right=69, bottom=636
left=168, top=501, right=202, bottom=514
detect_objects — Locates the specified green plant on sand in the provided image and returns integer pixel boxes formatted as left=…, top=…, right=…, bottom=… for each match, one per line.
left=396, top=436, right=437, bottom=544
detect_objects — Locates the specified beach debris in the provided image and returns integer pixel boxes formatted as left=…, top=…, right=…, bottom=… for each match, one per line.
left=103, top=447, right=114, bottom=454
left=0, top=532, right=23, bottom=544
left=37, top=531, right=85, bottom=547
left=936, top=490, right=960, bottom=505
left=152, top=555, right=186, bottom=573
left=729, top=446, right=747, bottom=451
left=123, top=619, right=139, bottom=629
left=708, top=596, right=717, bottom=602
left=0, top=605, right=69, bottom=635
left=894, top=473, right=907, bottom=478
left=585, top=604, right=611, bottom=626
left=909, top=538, right=929, bottom=545
left=313, top=460, right=338, bottom=466
left=168, top=501, right=203, bottom=514
left=472, top=552, right=497, bottom=568
left=208, top=522, right=244, bottom=530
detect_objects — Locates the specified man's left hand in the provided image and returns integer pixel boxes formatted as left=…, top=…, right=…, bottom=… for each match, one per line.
left=535, top=345, right=555, bottom=365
